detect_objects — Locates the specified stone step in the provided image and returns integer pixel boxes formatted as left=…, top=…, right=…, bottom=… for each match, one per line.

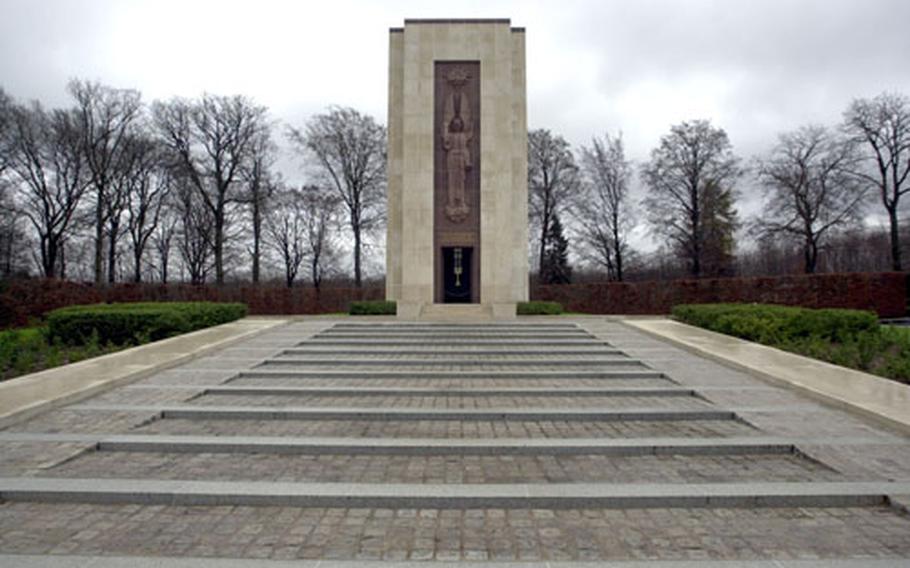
left=202, top=386, right=697, bottom=398
left=90, top=434, right=794, bottom=456
left=186, top=393, right=714, bottom=411
left=0, top=477, right=903, bottom=508
left=257, top=358, right=646, bottom=368
left=316, top=331, right=591, bottom=338
left=228, top=376, right=677, bottom=389
left=332, top=323, right=579, bottom=329
left=417, top=304, right=495, bottom=321
left=136, top=416, right=758, bottom=439
left=153, top=406, right=737, bottom=422
left=235, top=370, right=667, bottom=380
left=300, top=339, right=610, bottom=346
left=282, top=348, right=625, bottom=356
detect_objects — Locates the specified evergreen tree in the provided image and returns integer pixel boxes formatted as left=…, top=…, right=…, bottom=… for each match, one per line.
left=540, top=214, right=572, bottom=284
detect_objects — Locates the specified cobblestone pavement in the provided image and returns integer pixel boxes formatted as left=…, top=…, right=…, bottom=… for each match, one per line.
left=1, top=503, right=908, bottom=561
left=135, top=417, right=759, bottom=439
left=41, top=451, right=847, bottom=484
left=1, top=319, right=910, bottom=563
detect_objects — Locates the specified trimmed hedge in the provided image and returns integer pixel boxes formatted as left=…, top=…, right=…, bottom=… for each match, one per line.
left=672, top=303, right=910, bottom=384
left=671, top=303, right=878, bottom=344
left=517, top=301, right=563, bottom=315
left=349, top=300, right=397, bottom=315
left=47, top=302, right=247, bottom=346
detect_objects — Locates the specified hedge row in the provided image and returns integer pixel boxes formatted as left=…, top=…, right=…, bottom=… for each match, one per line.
left=47, top=302, right=247, bottom=346
left=349, top=300, right=397, bottom=315
left=517, top=301, right=563, bottom=315
left=534, top=272, right=907, bottom=318
left=671, top=303, right=879, bottom=344
left=671, top=303, right=910, bottom=383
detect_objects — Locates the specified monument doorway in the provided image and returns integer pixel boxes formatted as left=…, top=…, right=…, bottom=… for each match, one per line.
left=442, top=246, right=473, bottom=303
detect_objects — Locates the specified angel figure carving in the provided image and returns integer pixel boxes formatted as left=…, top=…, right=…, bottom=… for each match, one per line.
left=442, top=69, right=473, bottom=223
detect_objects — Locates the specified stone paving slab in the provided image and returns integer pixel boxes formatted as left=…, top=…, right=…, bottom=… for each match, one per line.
left=2, top=409, right=160, bottom=435
left=0, top=442, right=94, bottom=476
left=0, top=504, right=908, bottom=562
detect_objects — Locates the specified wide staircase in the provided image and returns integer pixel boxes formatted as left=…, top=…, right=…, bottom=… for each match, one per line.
left=0, top=320, right=909, bottom=564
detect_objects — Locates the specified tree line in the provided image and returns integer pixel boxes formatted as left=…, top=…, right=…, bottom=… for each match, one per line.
left=0, top=80, right=385, bottom=288
left=1, top=80, right=907, bottom=288
left=530, top=92, right=910, bottom=283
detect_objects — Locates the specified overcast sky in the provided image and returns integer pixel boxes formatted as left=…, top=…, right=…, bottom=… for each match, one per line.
left=2, top=0, right=909, bottom=249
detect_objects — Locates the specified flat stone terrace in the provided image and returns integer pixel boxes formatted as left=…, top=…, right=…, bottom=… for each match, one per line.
left=1, top=318, right=910, bottom=566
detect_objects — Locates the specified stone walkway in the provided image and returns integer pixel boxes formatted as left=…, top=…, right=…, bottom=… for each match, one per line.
left=1, top=319, right=910, bottom=565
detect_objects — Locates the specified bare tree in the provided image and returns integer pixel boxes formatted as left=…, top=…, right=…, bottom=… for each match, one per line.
left=151, top=209, right=178, bottom=283
left=240, top=130, right=277, bottom=283
left=755, top=125, right=867, bottom=273
left=68, top=79, right=142, bottom=285
left=844, top=92, right=910, bottom=271
left=266, top=187, right=306, bottom=288
left=124, top=135, right=171, bottom=282
left=173, top=177, right=214, bottom=285
left=288, top=106, right=386, bottom=288
left=267, top=185, right=340, bottom=288
left=0, top=88, right=12, bottom=175
left=528, top=129, right=579, bottom=273
left=4, top=103, right=89, bottom=277
left=642, top=119, right=742, bottom=278
left=300, top=185, right=340, bottom=289
left=0, top=89, right=27, bottom=277
left=577, top=132, right=635, bottom=281
left=153, top=94, right=269, bottom=284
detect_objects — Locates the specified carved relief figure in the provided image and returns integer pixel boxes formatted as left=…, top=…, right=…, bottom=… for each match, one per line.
left=442, top=68, right=473, bottom=223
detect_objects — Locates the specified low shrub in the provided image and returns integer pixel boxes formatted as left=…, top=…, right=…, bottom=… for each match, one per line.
left=0, top=326, right=121, bottom=381
left=349, top=300, right=396, bottom=315
left=517, top=301, right=563, bottom=315
left=47, top=302, right=247, bottom=346
left=672, top=303, right=909, bottom=383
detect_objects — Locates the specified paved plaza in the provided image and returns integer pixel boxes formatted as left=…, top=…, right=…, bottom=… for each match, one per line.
left=1, top=319, right=910, bottom=565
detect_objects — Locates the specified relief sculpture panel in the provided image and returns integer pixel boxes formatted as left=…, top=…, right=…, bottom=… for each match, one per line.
left=434, top=62, right=480, bottom=230
left=434, top=61, right=480, bottom=302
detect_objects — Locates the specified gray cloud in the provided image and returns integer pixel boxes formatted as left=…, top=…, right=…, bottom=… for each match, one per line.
left=2, top=0, right=908, bottom=249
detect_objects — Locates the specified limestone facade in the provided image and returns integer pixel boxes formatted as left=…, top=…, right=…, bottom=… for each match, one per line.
left=386, top=19, right=528, bottom=319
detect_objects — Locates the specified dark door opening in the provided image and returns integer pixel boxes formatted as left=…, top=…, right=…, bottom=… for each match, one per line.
left=442, top=246, right=472, bottom=303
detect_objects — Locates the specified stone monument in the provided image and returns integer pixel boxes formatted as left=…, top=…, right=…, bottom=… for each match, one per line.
left=385, top=19, right=529, bottom=319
